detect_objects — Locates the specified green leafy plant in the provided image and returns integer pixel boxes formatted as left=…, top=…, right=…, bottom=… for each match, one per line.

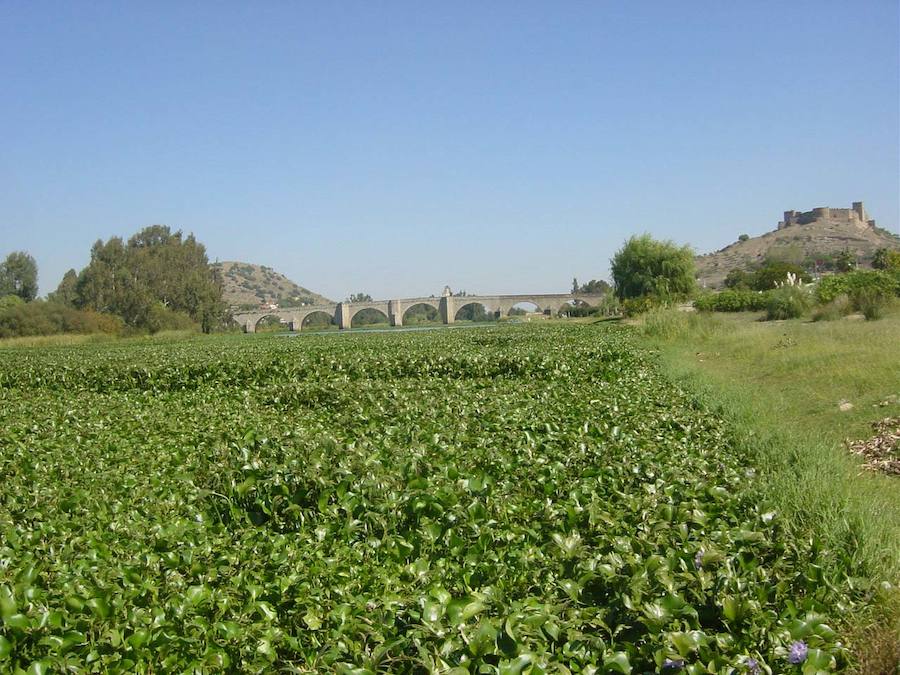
left=0, top=325, right=864, bottom=671
left=765, top=286, right=811, bottom=320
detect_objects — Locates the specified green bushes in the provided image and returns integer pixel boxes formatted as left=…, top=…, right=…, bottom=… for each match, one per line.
left=811, top=294, right=852, bottom=322
left=695, top=289, right=769, bottom=312
left=813, top=270, right=899, bottom=321
left=765, top=286, right=811, bottom=320
left=851, top=287, right=892, bottom=321
left=0, top=301, right=124, bottom=339
left=620, top=296, right=656, bottom=317
left=815, top=270, right=899, bottom=304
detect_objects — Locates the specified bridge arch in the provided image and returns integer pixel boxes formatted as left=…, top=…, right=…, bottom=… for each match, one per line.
left=349, top=305, right=390, bottom=328
left=253, top=313, right=291, bottom=332
left=506, top=300, right=543, bottom=316
left=402, top=301, right=441, bottom=324
left=556, top=297, right=594, bottom=317
left=454, top=301, right=497, bottom=322
left=300, top=310, right=336, bottom=329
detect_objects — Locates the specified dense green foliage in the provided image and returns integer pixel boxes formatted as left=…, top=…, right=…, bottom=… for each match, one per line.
left=0, top=326, right=859, bottom=672
left=814, top=270, right=899, bottom=305
left=0, top=252, right=39, bottom=302
left=73, top=225, right=226, bottom=333
left=694, top=290, right=770, bottom=313
left=48, top=269, right=79, bottom=307
left=872, top=248, right=900, bottom=272
left=610, top=236, right=696, bottom=301
left=571, top=279, right=612, bottom=295
left=764, top=287, right=811, bottom=321
left=724, top=263, right=810, bottom=292
left=0, top=300, right=124, bottom=339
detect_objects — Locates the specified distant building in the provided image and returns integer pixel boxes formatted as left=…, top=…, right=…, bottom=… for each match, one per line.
left=778, top=201, right=876, bottom=230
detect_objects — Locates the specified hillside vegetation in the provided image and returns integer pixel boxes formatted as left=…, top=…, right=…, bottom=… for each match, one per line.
left=696, top=212, right=899, bottom=288
left=212, top=261, right=332, bottom=310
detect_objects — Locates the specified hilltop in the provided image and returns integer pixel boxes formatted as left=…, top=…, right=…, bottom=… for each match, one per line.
left=211, top=261, right=332, bottom=310
left=696, top=202, right=900, bottom=288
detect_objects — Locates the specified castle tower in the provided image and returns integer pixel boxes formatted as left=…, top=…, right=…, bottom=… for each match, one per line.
left=852, top=201, right=866, bottom=222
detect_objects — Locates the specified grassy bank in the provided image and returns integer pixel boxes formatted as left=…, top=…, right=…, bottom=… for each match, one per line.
left=0, top=329, right=204, bottom=350
left=635, top=309, right=900, bottom=671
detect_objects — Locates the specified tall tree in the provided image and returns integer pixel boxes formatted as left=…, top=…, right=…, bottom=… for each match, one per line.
left=0, top=251, right=39, bottom=301
left=577, top=279, right=611, bottom=294
left=74, top=226, right=226, bottom=332
left=610, top=235, right=695, bottom=301
left=48, top=269, right=79, bottom=306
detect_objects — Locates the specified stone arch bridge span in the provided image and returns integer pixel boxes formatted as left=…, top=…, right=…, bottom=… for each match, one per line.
left=234, top=293, right=605, bottom=333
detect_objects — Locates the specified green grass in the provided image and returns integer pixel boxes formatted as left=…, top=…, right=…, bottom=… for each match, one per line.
left=0, top=329, right=202, bottom=350
left=636, top=309, right=900, bottom=671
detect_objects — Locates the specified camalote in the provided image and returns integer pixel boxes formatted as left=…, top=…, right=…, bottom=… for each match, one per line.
left=0, top=325, right=856, bottom=671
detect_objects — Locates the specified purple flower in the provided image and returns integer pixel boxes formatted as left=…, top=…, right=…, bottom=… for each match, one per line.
left=663, top=658, right=685, bottom=670
left=745, top=657, right=761, bottom=674
left=694, top=550, right=704, bottom=569
left=788, top=640, right=808, bottom=664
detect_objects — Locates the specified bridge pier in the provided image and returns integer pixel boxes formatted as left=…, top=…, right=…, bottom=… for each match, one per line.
left=389, top=300, right=403, bottom=327
left=288, top=317, right=301, bottom=332
left=244, top=320, right=255, bottom=334
left=439, top=296, right=455, bottom=324
left=336, top=303, right=351, bottom=330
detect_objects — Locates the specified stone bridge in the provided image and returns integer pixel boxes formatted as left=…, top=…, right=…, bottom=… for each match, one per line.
left=234, top=293, right=606, bottom=332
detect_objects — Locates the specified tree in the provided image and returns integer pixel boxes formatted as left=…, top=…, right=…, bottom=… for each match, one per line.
left=73, top=226, right=226, bottom=332
left=610, top=235, right=696, bottom=301
left=48, top=269, right=79, bottom=306
left=834, top=249, right=856, bottom=273
left=347, top=293, right=373, bottom=303
left=577, top=279, right=611, bottom=294
left=738, top=234, right=750, bottom=242
left=571, top=278, right=579, bottom=294
left=723, top=268, right=755, bottom=290
left=872, top=248, right=900, bottom=271
left=0, top=251, right=39, bottom=301
left=752, top=261, right=810, bottom=290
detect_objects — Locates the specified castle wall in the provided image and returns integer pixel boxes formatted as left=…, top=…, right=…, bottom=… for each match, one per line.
left=778, top=202, right=872, bottom=229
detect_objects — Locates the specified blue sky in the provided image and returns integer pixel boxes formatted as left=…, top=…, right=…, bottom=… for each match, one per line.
left=1, top=1, right=897, bottom=300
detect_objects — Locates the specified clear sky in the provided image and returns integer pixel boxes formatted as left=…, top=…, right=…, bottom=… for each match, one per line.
left=2, top=1, right=898, bottom=300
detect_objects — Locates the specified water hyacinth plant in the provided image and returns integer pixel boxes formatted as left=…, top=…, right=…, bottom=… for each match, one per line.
left=0, top=325, right=867, bottom=671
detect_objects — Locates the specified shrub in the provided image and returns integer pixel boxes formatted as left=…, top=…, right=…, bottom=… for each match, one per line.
left=753, top=262, right=811, bottom=290
left=0, top=294, right=25, bottom=311
left=145, top=304, right=197, bottom=334
left=811, top=294, right=852, bottom=322
left=0, top=301, right=124, bottom=338
left=695, top=289, right=770, bottom=313
left=621, top=296, right=656, bottom=317
left=850, top=286, right=893, bottom=321
left=765, top=286, right=811, bottom=320
left=815, top=270, right=899, bottom=305
left=638, top=307, right=689, bottom=339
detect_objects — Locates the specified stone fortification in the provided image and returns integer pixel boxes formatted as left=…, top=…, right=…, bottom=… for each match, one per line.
left=779, top=201, right=876, bottom=230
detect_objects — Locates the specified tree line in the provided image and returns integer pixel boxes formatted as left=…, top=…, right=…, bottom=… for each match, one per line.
left=0, top=225, right=228, bottom=338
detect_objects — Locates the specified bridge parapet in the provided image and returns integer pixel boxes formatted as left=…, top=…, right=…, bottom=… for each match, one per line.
left=233, top=292, right=608, bottom=332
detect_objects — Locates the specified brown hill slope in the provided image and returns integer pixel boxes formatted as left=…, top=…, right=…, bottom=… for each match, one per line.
left=211, top=261, right=332, bottom=309
left=696, top=202, right=899, bottom=288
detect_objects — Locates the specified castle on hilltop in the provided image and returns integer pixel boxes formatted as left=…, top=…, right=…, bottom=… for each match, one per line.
left=778, top=201, right=876, bottom=230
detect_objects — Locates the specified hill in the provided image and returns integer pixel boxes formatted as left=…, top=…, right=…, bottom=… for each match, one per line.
left=211, top=261, right=332, bottom=310
left=696, top=201, right=899, bottom=288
